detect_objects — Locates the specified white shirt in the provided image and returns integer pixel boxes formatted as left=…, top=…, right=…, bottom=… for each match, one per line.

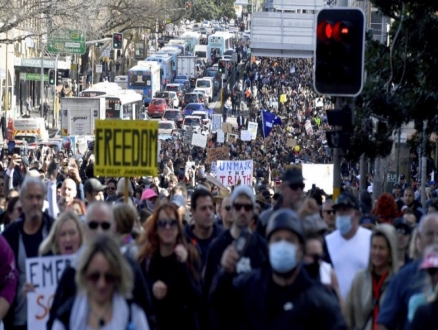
left=325, top=226, right=372, bottom=299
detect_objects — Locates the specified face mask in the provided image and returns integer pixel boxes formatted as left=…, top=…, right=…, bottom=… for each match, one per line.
left=269, top=240, right=298, bottom=274
left=303, top=255, right=321, bottom=279
left=336, top=215, right=352, bottom=235
left=146, top=200, right=156, bottom=211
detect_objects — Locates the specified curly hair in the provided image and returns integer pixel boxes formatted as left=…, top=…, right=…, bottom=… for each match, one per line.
left=371, top=193, right=400, bottom=223
left=137, top=203, right=200, bottom=279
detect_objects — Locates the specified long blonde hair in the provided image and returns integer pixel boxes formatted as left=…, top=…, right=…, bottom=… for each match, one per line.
left=39, top=211, right=84, bottom=256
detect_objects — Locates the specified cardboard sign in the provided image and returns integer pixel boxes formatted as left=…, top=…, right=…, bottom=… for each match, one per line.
left=212, top=114, right=222, bottom=131
left=216, top=160, right=253, bottom=186
left=305, top=120, right=314, bottom=136
left=26, top=256, right=74, bottom=329
left=191, top=133, right=207, bottom=148
left=240, top=130, right=252, bottom=141
left=95, top=120, right=158, bottom=177
left=287, top=138, right=296, bottom=148
left=247, top=121, right=258, bottom=140
left=217, top=130, right=224, bottom=143
left=207, top=146, right=229, bottom=163
left=222, top=122, right=233, bottom=133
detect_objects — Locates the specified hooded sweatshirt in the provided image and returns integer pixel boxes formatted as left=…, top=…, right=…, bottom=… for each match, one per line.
left=344, top=224, right=399, bottom=330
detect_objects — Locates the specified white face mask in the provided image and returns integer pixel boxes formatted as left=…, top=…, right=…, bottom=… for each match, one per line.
left=269, top=240, right=298, bottom=274
left=336, top=215, right=353, bottom=235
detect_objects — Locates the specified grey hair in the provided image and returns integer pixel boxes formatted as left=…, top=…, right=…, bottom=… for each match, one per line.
left=322, top=199, right=334, bottom=209
left=85, top=201, right=114, bottom=224
left=19, top=176, right=47, bottom=200
left=418, top=213, right=438, bottom=235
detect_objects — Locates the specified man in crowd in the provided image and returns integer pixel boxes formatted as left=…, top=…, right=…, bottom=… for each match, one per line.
left=322, top=199, right=336, bottom=235
left=84, top=178, right=106, bottom=203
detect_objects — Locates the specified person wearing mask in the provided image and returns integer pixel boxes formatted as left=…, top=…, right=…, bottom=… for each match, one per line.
left=204, top=185, right=268, bottom=330
left=377, top=213, right=438, bottom=330
left=345, top=224, right=399, bottom=330
left=47, top=201, right=156, bottom=330
left=324, top=192, right=372, bottom=300
left=321, top=199, right=335, bottom=235
left=209, top=208, right=347, bottom=329
left=84, top=178, right=106, bottom=203
left=409, top=245, right=438, bottom=329
left=52, top=235, right=150, bottom=330
left=392, top=217, right=413, bottom=268
left=137, top=203, right=201, bottom=329
left=2, top=177, right=55, bottom=330
left=184, top=189, right=224, bottom=271
left=141, top=189, right=159, bottom=213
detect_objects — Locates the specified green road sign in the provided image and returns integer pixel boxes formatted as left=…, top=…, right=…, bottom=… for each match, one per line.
left=25, top=73, right=49, bottom=81
left=48, top=30, right=86, bottom=55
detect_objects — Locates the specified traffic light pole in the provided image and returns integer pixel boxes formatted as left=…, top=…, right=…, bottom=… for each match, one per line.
left=333, top=97, right=343, bottom=201
left=40, top=38, right=45, bottom=119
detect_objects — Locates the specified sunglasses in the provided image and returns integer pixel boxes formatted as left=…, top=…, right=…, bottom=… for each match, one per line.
left=86, top=271, right=117, bottom=284
left=289, top=183, right=305, bottom=190
left=233, top=203, right=253, bottom=211
left=324, top=210, right=334, bottom=215
left=87, top=221, right=111, bottom=230
left=225, top=205, right=231, bottom=211
left=107, top=187, right=115, bottom=190
left=157, top=219, right=178, bottom=229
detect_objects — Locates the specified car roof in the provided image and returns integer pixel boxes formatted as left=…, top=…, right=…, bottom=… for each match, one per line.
left=185, top=103, right=203, bottom=107
left=184, top=116, right=201, bottom=119
left=165, top=109, right=181, bottom=112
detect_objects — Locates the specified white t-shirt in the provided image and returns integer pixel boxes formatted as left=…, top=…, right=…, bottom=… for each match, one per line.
left=325, top=226, right=372, bottom=299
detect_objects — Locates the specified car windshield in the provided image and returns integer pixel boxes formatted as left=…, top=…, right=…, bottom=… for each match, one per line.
left=155, top=92, right=168, bottom=98
left=197, top=80, right=210, bottom=87
left=151, top=99, right=164, bottom=105
left=186, top=104, right=201, bottom=110
left=184, top=118, right=200, bottom=125
left=159, top=122, right=173, bottom=129
left=185, top=94, right=199, bottom=102
left=15, top=136, right=37, bottom=143
left=205, top=71, right=217, bottom=78
left=164, top=111, right=179, bottom=119
left=193, top=113, right=206, bottom=120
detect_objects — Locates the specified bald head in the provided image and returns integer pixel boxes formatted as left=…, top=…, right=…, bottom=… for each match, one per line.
left=84, top=201, right=114, bottom=241
left=418, top=213, right=438, bottom=253
left=61, top=178, right=77, bottom=204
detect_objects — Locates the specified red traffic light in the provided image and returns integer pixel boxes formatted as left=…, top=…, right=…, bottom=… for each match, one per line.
left=317, top=21, right=350, bottom=42
left=317, top=21, right=332, bottom=40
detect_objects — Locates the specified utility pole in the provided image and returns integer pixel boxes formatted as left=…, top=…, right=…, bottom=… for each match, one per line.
left=421, top=119, right=428, bottom=207
left=40, top=37, right=45, bottom=118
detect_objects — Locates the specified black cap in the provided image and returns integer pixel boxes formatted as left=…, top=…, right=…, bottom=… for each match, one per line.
left=400, top=174, right=405, bottom=180
left=392, top=217, right=412, bottom=235
left=266, top=209, right=305, bottom=243
left=281, top=165, right=305, bottom=185
left=393, top=183, right=401, bottom=189
left=332, top=192, right=360, bottom=210
left=84, top=178, right=107, bottom=194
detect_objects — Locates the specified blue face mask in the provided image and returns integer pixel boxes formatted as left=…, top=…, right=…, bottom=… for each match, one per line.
left=269, top=240, right=297, bottom=273
left=336, top=215, right=352, bottom=235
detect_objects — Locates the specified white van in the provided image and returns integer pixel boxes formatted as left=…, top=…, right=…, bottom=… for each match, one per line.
left=195, top=78, right=213, bottom=101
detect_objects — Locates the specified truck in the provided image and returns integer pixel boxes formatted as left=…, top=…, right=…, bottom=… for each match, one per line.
left=6, top=117, right=49, bottom=141
left=60, top=97, right=106, bottom=136
left=177, top=56, right=204, bottom=87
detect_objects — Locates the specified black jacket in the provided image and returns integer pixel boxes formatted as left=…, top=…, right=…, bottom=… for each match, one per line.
left=47, top=252, right=156, bottom=330
left=209, top=266, right=347, bottom=330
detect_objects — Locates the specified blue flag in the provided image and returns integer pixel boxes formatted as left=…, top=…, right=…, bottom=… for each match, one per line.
left=262, top=110, right=282, bottom=138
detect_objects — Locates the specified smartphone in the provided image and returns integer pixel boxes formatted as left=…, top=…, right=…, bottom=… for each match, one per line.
left=7, top=141, right=15, bottom=156
left=235, top=228, right=252, bottom=258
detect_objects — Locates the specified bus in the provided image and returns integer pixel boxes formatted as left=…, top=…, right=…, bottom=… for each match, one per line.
left=127, top=61, right=162, bottom=106
left=105, top=91, right=143, bottom=120
left=181, top=32, right=201, bottom=53
left=146, top=54, right=173, bottom=87
left=207, top=32, right=234, bottom=65
left=78, top=81, right=122, bottom=97
left=114, top=75, right=128, bottom=89
left=155, top=47, right=181, bottom=75
left=167, top=39, right=189, bottom=55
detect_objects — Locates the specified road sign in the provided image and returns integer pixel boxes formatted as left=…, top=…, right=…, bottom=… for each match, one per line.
left=47, top=30, right=86, bottom=55
left=94, top=120, right=158, bottom=177
left=22, top=73, right=49, bottom=82
left=96, top=65, right=102, bottom=73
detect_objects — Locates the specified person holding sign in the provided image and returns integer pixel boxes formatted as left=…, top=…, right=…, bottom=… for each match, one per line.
left=52, top=234, right=150, bottom=330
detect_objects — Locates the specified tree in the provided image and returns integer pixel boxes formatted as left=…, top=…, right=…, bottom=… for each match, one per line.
left=345, top=1, right=438, bottom=161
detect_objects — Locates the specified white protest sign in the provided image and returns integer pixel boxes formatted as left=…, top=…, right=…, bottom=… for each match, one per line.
left=241, top=130, right=252, bottom=141
left=305, top=120, right=314, bottom=136
left=302, top=164, right=334, bottom=195
left=216, top=160, right=253, bottom=186
left=26, top=255, right=74, bottom=329
left=211, top=161, right=217, bottom=174
left=247, top=122, right=258, bottom=140
left=217, top=129, right=224, bottom=143
left=191, top=133, right=207, bottom=148
left=212, top=114, right=222, bottom=131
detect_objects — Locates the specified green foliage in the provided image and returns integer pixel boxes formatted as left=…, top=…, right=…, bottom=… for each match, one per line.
left=186, top=0, right=220, bottom=21
left=345, top=0, right=438, bottom=161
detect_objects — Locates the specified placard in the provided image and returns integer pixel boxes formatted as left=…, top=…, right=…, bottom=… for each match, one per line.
left=240, top=130, right=252, bottom=141
left=305, top=120, right=314, bottom=136
left=212, top=114, right=222, bottom=131
left=26, top=255, right=74, bottom=329
left=217, top=129, right=224, bottom=143
left=301, top=164, right=333, bottom=195
left=287, top=137, right=296, bottom=148
left=222, top=122, right=233, bottom=133
left=95, top=120, right=158, bottom=177
left=247, top=122, right=258, bottom=140
left=228, top=133, right=238, bottom=143
left=207, top=146, right=229, bottom=163
left=191, top=133, right=207, bottom=148
left=216, top=160, right=253, bottom=186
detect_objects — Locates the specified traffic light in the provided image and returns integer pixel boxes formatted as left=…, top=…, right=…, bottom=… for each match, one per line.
left=325, top=106, right=353, bottom=148
left=48, top=70, right=55, bottom=86
left=185, top=1, right=191, bottom=9
left=218, top=60, right=226, bottom=73
left=112, top=33, right=123, bottom=49
left=314, top=8, right=365, bottom=96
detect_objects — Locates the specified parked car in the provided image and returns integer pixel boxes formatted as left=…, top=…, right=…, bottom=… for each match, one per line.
left=148, top=98, right=168, bottom=118
left=183, top=103, right=206, bottom=116
left=155, top=91, right=179, bottom=108
left=158, top=120, right=177, bottom=135
left=163, top=109, right=184, bottom=128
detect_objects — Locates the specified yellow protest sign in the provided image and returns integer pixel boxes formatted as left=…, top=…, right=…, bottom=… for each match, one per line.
left=95, top=120, right=158, bottom=177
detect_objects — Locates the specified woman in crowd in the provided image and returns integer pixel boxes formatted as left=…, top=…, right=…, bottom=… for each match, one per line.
left=344, top=224, right=398, bottom=330
left=371, top=193, right=400, bottom=223
left=39, top=211, right=83, bottom=256
left=71, top=198, right=86, bottom=218
left=3, top=196, right=22, bottom=227
left=52, top=234, right=149, bottom=329
left=113, top=203, right=141, bottom=258
left=410, top=245, right=438, bottom=329
left=137, top=203, right=201, bottom=330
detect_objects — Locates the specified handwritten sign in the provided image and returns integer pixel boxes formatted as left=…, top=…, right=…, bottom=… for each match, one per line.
left=247, top=122, right=258, bottom=140
left=305, top=120, right=313, bottom=136
left=287, top=137, right=296, bottom=148
left=207, top=146, right=229, bottom=163
left=212, top=114, right=222, bottom=131
left=191, top=133, right=207, bottom=148
left=240, top=130, right=252, bottom=141
left=26, top=255, right=74, bottom=330
left=216, top=160, right=253, bottom=186
left=217, top=129, right=224, bottom=143
left=222, top=122, right=233, bottom=133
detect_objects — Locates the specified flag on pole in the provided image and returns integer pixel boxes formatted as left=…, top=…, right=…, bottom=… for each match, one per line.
left=262, top=110, right=282, bottom=138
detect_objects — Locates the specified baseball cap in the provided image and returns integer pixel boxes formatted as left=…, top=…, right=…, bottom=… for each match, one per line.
left=84, top=178, right=107, bottom=193
left=420, top=251, right=438, bottom=270
left=141, top=189, right=158, bottom=201
left=231, top=185, right=255, bottom=205
left=392, top=217, right=412, bottom=235
left=171, top=195, right=186, bottom=208
left=332, top=192, right=360, bottom=211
